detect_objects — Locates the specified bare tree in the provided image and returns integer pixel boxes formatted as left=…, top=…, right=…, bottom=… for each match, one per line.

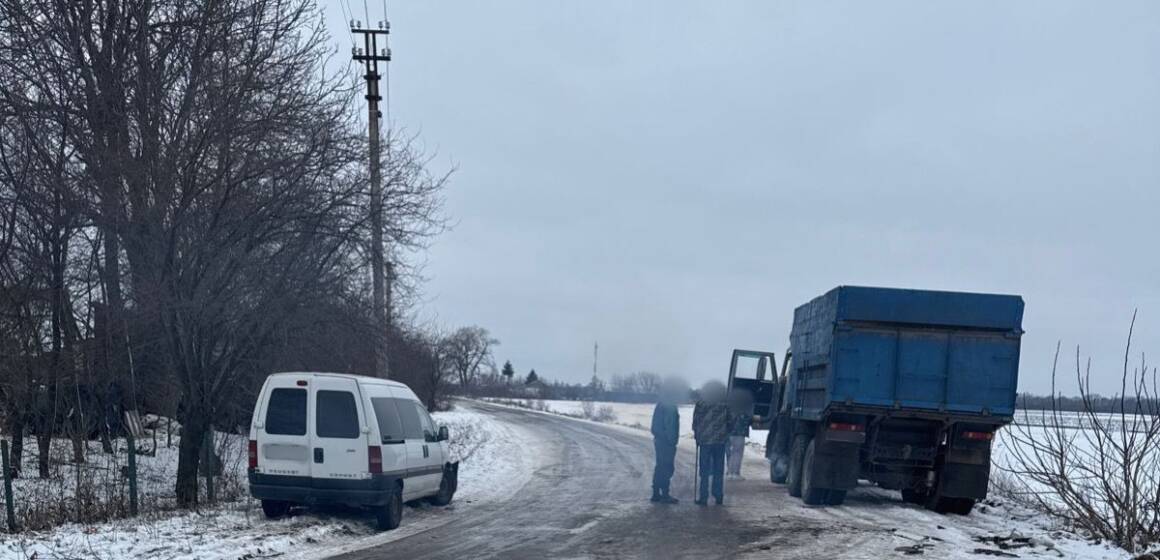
left=1000, top=315, right=1160, bottom=553
left=444, top=326, right=499, bottom=388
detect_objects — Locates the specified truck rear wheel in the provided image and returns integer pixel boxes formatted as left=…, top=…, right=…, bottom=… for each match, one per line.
left=825, top=489, right=847, bottom=506
left=787, top=435, right=809, bottom=498
left=930, top=496, right=975, bottom=515
left=770, top=453, right=789, bottom=484
left=901, top=489, right=928, bottom=505
left=800, top=439, right=830, bottom=505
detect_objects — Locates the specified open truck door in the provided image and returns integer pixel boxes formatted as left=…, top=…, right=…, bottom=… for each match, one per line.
left=726, top=349, right=786, bottom=430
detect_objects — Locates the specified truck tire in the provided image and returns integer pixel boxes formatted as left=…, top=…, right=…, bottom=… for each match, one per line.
left=261, top=499, right=291, bottom=519
left=787, top=435, right=809, bottom=498
left=901, top=489, right=928, bottom=505
left=825, top=489, right=847, bottom=506
left=800, top=439, right=830, bottom=505
left=375, top=485, right=404, bottom=531
left=770, top=453, right=789, bottom=484
left=930, top=496, right=975, bottom=515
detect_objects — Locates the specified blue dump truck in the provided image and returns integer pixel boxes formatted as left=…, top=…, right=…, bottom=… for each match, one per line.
left=728, top=286, right=1023, bottom=514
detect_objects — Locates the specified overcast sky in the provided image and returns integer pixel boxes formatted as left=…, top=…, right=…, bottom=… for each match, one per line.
left=326, top=1, right=1159, bottom=395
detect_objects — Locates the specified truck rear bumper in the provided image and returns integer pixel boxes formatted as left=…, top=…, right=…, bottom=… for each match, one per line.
left=249, top=472, right=401, bottom=507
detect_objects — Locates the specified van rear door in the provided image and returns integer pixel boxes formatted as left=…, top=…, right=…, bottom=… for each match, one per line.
left=311, top=375, right=370, bottom=481
left=256, top=377, right=312, bottom=477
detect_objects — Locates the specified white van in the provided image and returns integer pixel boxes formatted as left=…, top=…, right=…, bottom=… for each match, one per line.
left=248, top=372, right=457, bottom=530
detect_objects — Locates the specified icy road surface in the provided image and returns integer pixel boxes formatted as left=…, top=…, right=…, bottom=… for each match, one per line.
left=330, top=401, right=1124, bottom=560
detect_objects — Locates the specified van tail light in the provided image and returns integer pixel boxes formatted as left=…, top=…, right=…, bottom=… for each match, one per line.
left=828, top=422, right=864, bottom=432
left=368, top=446, right=383, bottom=474
left=963, top=431, right=994, bottom=441
left=248, top=440, right=258, bottom=470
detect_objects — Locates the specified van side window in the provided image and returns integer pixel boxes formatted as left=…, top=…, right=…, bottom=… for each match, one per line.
left=265, top=388, right=307, bottom=436
left=417, top=406, right=436, bottom=439
left=395, top=400, right=425, bottom=440
left=371, top=398, right=405, bottom=442
left=316, top=390, right=360, bottom=439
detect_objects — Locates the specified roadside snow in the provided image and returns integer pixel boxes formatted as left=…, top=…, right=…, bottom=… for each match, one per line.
left=1, top=403, right=531, bottom=560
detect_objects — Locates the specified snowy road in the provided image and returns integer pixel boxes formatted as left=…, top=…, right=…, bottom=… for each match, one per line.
left=330, top=401, right=1122, bottom=560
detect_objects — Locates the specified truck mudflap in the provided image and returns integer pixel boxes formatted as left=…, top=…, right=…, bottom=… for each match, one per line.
left=809, top=439, right=860, bottom=490
left=938, top=461, right=991, bottom=500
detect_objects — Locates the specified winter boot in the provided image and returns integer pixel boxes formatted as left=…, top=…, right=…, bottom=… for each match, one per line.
left=650, top=488, right=662, bottom=503
left=659, top=490, right=679, bottom=504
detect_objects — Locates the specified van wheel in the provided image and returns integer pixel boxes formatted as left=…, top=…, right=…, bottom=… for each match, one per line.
left=786, top=435, right=809, bottom=498
left=429, top=471, right=456, bottom=506
left=375, top=486, right=403, bottom=531
left=261, top=500, right=291, bottom=519
left=800, top=439, right=829, bottom=505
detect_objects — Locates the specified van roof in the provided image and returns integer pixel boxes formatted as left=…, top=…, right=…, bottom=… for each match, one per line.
left=268, top=371, right=410, bottom=389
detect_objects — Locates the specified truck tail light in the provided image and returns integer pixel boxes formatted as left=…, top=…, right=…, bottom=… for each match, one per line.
left=368, top=445, right=383, bottom=474
left=963, top=431, right=994, bottom=441
left=248, top=440, right=258, bottom=470
left=828, top=422, right=864, bottom=432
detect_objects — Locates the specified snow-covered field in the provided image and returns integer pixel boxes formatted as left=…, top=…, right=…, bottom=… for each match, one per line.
left=1, top=405, right=534, bottom=560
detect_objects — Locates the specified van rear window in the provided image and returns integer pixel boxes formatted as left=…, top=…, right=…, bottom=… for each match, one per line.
left=371, top=398, right=405, bottom=442
left=265, top=388, right=307, bottom=436
left=316, top=390, right=360, bottom=439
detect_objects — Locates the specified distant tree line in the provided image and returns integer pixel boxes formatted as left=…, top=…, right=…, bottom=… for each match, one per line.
left=1016, top=393, right=1159, bottom=413
left=455, top=366, right=689, bottom=404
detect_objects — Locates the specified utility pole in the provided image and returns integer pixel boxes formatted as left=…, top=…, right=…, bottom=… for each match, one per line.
left=352, top=20, right=392, bottom=378
left=593, top=342, right=598, bottom=377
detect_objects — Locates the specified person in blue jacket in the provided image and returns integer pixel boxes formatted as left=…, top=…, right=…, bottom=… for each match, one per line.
left=650, top=390, right=680, bottom=504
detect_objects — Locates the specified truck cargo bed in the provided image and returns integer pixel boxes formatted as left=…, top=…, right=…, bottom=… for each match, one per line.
left=790, top=287, right=1023, bottom=420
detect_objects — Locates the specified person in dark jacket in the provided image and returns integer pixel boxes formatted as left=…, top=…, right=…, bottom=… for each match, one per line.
left=650, top=391, right=680, bottom=504
left=692, top=381, right=730, bottom=505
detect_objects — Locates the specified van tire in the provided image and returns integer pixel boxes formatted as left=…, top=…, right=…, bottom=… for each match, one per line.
left=787, top=435, right=809, bottom=498
left=261, top=500, right=291, bottom=519
left=429, top=471, right=456, bottom=506
left=800, top=439, right=829, bottom=505
left=375, top=486, right=403, bottom=531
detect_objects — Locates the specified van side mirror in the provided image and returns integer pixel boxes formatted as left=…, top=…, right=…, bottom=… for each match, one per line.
left=438, top=426, right=449, bottom=442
